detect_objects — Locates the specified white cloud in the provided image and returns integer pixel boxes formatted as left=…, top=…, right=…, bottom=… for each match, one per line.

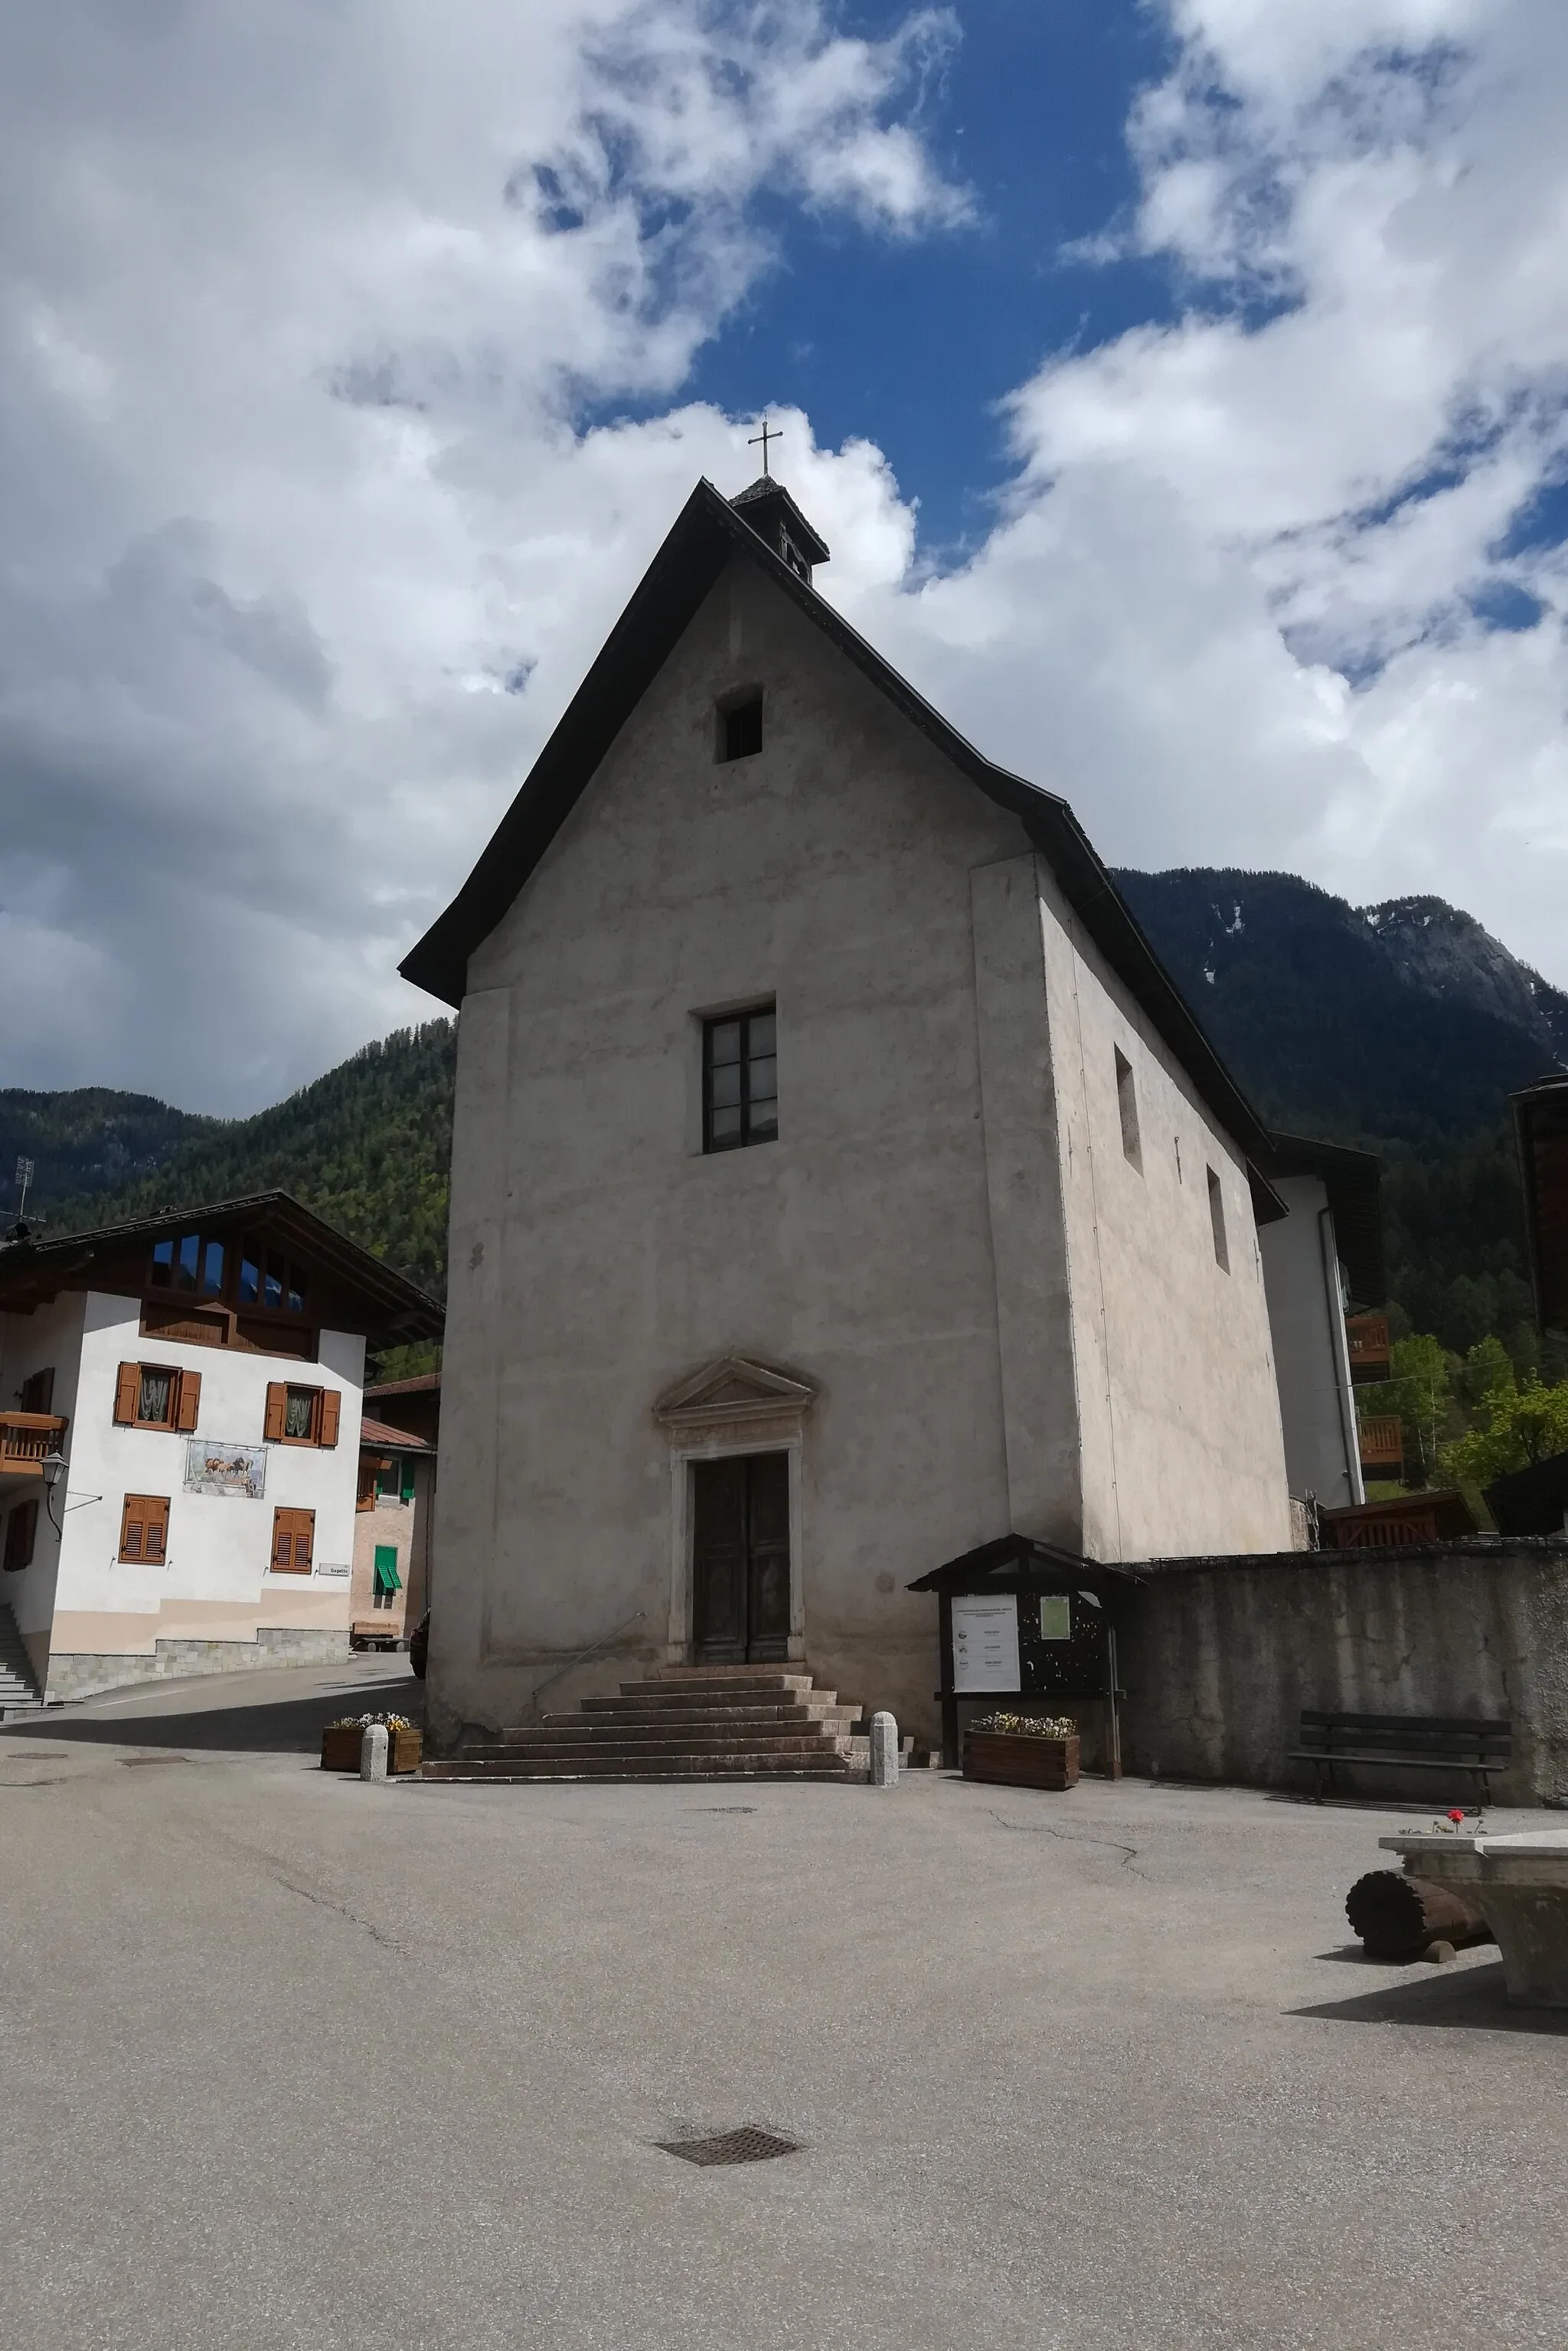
left=0, top=0, right=963, bottom=1111
left=831, top=0, right=1568, bottom=994
left=5, top=0, right=1568, bottom=1118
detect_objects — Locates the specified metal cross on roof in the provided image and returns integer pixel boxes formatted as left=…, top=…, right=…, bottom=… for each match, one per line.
left=747, top=417, right=780, bottom=476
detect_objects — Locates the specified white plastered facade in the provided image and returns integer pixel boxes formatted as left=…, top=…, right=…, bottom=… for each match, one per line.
left=0, top=1289, right=364, bottom=1700
left=427, top=550, right=1299, bottom=1747
left=1258, top=1174, right=1364, bottom=1511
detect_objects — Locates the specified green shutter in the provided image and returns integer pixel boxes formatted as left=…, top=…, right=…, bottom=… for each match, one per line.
left=373, top=1546, right=402, bottom=1595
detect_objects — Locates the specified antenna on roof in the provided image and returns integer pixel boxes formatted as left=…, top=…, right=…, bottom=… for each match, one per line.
left=747, top=417, right=780, bottom=478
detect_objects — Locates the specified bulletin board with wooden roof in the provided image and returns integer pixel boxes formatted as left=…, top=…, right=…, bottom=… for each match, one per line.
left=907, top=1535, right=1145, bottom=1773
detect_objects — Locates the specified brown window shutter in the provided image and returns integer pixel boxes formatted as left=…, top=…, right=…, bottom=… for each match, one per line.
left=145, top=1498, right=169, bottom=1563
left=318, top=1390, right=341, bottom=1448
left=4, top=1500, right=38, bottom=1572
left=120, top=1496, right=144, bottom=1559
left=114, top=1363, right=141, bottom=1424
left=270, top=1507, right=315, bottom=1572
left=175, top=1370, right=202, bottom=1433
left=263, top=1383, right=287, bottom=1443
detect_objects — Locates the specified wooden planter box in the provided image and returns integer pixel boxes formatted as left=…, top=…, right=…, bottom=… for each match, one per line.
left=963, top=1730, right=1080, bottom=1791
left=320, top=1724, right=423, bottom=1775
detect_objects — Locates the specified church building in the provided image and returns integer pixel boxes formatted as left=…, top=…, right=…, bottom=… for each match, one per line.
left=403, top=472, right=1364, bottom=1750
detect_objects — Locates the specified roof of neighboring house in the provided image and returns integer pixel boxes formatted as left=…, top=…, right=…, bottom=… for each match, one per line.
left=907, top=1533, right=1146, bottom=1593
left=1483, top=1447, right=1568, bottom=1537
left=360, top=1415, right=436, bottom=1454
left=364, top=1373, right=442, bottom=1398
left=1263, top=1132, right=1385, bottom=1308
left=0, top=1191, right=444, bottom=1346
left=400, top=475, right=1294, bottom=1215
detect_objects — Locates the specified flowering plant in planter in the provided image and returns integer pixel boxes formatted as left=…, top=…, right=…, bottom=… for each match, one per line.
left=964, top=1712, right=1081, bottom=1789
left=320, top=1712, right=422, bottom=1772
left=970, top=1713, right=1077, bottom=1739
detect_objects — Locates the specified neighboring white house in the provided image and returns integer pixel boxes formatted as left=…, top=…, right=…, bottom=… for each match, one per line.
left=0, top=1193, right=442, bottom=1704
left=400, top=472, right=1369, bottom=1750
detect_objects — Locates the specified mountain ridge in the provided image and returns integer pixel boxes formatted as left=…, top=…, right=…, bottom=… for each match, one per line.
left=5, top=871, right=1560, bottom=1367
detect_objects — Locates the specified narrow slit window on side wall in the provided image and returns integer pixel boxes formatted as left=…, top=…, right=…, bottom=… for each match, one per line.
left=1207, top=1166, right=1230, bottom=1272
left=703, top=1007, right=777, bottom=1151
left=718, top=694, right=763, bottom=762
left=1115, top=1047, right=1141, bottom=1168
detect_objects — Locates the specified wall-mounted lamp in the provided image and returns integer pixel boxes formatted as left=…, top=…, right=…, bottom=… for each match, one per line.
left=40, top=1450, right=67, bottom=1533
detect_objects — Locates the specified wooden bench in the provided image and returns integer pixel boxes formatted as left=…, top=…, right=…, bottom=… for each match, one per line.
left=1289, top=1711, right=1511, bottom=1804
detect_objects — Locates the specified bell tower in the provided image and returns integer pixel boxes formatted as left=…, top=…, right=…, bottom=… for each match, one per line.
left=730, top=476, right=831, bottom=586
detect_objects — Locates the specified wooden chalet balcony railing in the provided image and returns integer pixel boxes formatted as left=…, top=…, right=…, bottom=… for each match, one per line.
left=0, top=1412, right=68, bottom=1472
left=1319, top=1491, right=1478, bottom=1549
left=1346, top=1312, right=1392, bottom=1383
left=1357, top=1415, right=1404, bottom=1476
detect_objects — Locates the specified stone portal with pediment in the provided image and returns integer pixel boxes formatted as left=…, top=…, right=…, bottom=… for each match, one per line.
left=654, top=1357, right=816, bottom=1664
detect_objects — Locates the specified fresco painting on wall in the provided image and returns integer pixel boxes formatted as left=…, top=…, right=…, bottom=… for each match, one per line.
left=184, top=1441, right=268, bottom=1500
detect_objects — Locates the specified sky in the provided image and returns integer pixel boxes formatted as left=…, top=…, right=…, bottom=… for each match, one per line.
left=4, top=0, right=1568, bottom=1115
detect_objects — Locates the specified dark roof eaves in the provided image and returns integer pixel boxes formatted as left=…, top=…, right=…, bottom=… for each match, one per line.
left=0, top=1189, right=443, bottom=1336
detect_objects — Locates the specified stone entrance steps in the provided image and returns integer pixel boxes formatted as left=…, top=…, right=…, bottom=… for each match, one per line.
left=0, top=1603, right=44, bottom=1718
left=423, top=1664, right=867, bottom=1784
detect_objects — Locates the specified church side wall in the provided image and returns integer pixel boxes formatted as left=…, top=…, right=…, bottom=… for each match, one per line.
left=1037, top=871, right=1296, bottom=1560
left=430, top=555, right=1041, bottom=1746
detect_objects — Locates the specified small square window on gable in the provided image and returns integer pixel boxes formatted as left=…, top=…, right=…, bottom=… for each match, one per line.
left=717, top=691, right=763, bottom=763
left=1114, top=1047, right=1142, bottom=1170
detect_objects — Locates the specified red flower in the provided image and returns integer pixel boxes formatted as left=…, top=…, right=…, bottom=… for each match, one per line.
left=1448, top=1807, right=1465, bottom=1823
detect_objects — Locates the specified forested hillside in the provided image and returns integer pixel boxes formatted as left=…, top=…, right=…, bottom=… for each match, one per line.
left=41, top=1024, right=456, bottom=1300
left=0, top=1089, right=217, bottom=1220
left=9, top=871, right=1565, bottom=1380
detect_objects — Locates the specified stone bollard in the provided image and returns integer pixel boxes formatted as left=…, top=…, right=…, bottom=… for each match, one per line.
left=360, top=1722, right=388, bottom=1783
left=870, top=1710, right=899, bottom=1788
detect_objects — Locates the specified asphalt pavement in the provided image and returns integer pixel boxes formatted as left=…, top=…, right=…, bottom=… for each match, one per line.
left=2, top=1664, right=1564, bottom=2350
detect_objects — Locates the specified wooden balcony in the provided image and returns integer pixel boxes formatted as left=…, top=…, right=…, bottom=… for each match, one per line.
left=0, top=1412, right=68, bottom=1477
left=1357, top=1414, right=1404, bottom=1478
left=1319, top=1491, right=1477, bottom=1549
left=1346, top=1312, right=1392, bottom=1383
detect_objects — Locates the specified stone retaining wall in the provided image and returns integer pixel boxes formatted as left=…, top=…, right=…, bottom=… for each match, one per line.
left=45, top=1626, right=351, bottom=1706
left=1119, top=1538, right=1568, bottom=1807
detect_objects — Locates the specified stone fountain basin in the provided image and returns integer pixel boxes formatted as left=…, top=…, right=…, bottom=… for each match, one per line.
left=1379, top=1830, right=1568, bottom=2007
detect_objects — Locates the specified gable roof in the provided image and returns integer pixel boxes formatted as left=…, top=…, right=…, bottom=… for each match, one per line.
left=0, top=1191, right=443, bottom=1344
left=361, top=1414, right=435, bottom=1454
left=400, top=475, right=1285, bottom=1200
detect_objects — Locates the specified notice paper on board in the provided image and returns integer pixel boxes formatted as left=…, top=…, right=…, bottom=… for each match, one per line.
left=951, top=1594, right=1021, bottom=1693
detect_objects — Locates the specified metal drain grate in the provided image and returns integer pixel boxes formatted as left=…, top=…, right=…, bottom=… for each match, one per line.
left=658, top=2127, right=799, bottom=2167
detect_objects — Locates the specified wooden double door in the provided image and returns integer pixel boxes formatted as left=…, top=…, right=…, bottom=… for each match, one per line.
left=691, top=1451, right=791, bottom=1664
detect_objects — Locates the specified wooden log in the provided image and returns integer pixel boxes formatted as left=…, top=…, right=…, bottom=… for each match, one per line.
left=1345, top=1870, right=1494, bottom=1961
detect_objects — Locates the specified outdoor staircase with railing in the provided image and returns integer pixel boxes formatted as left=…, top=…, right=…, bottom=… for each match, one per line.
left=0, top=1604, right=44, bottom=1718
left=421, top=1663, right=905, bottom=1783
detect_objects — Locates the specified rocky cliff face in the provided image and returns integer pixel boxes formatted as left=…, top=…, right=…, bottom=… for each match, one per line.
left=1362, top=895, right=1568, bottom=1063
left=1112, top=866, right=1565, bottom=1145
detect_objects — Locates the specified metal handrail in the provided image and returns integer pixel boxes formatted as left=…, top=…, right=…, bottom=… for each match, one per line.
left=527, top=1609, right=647, bottom=1719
